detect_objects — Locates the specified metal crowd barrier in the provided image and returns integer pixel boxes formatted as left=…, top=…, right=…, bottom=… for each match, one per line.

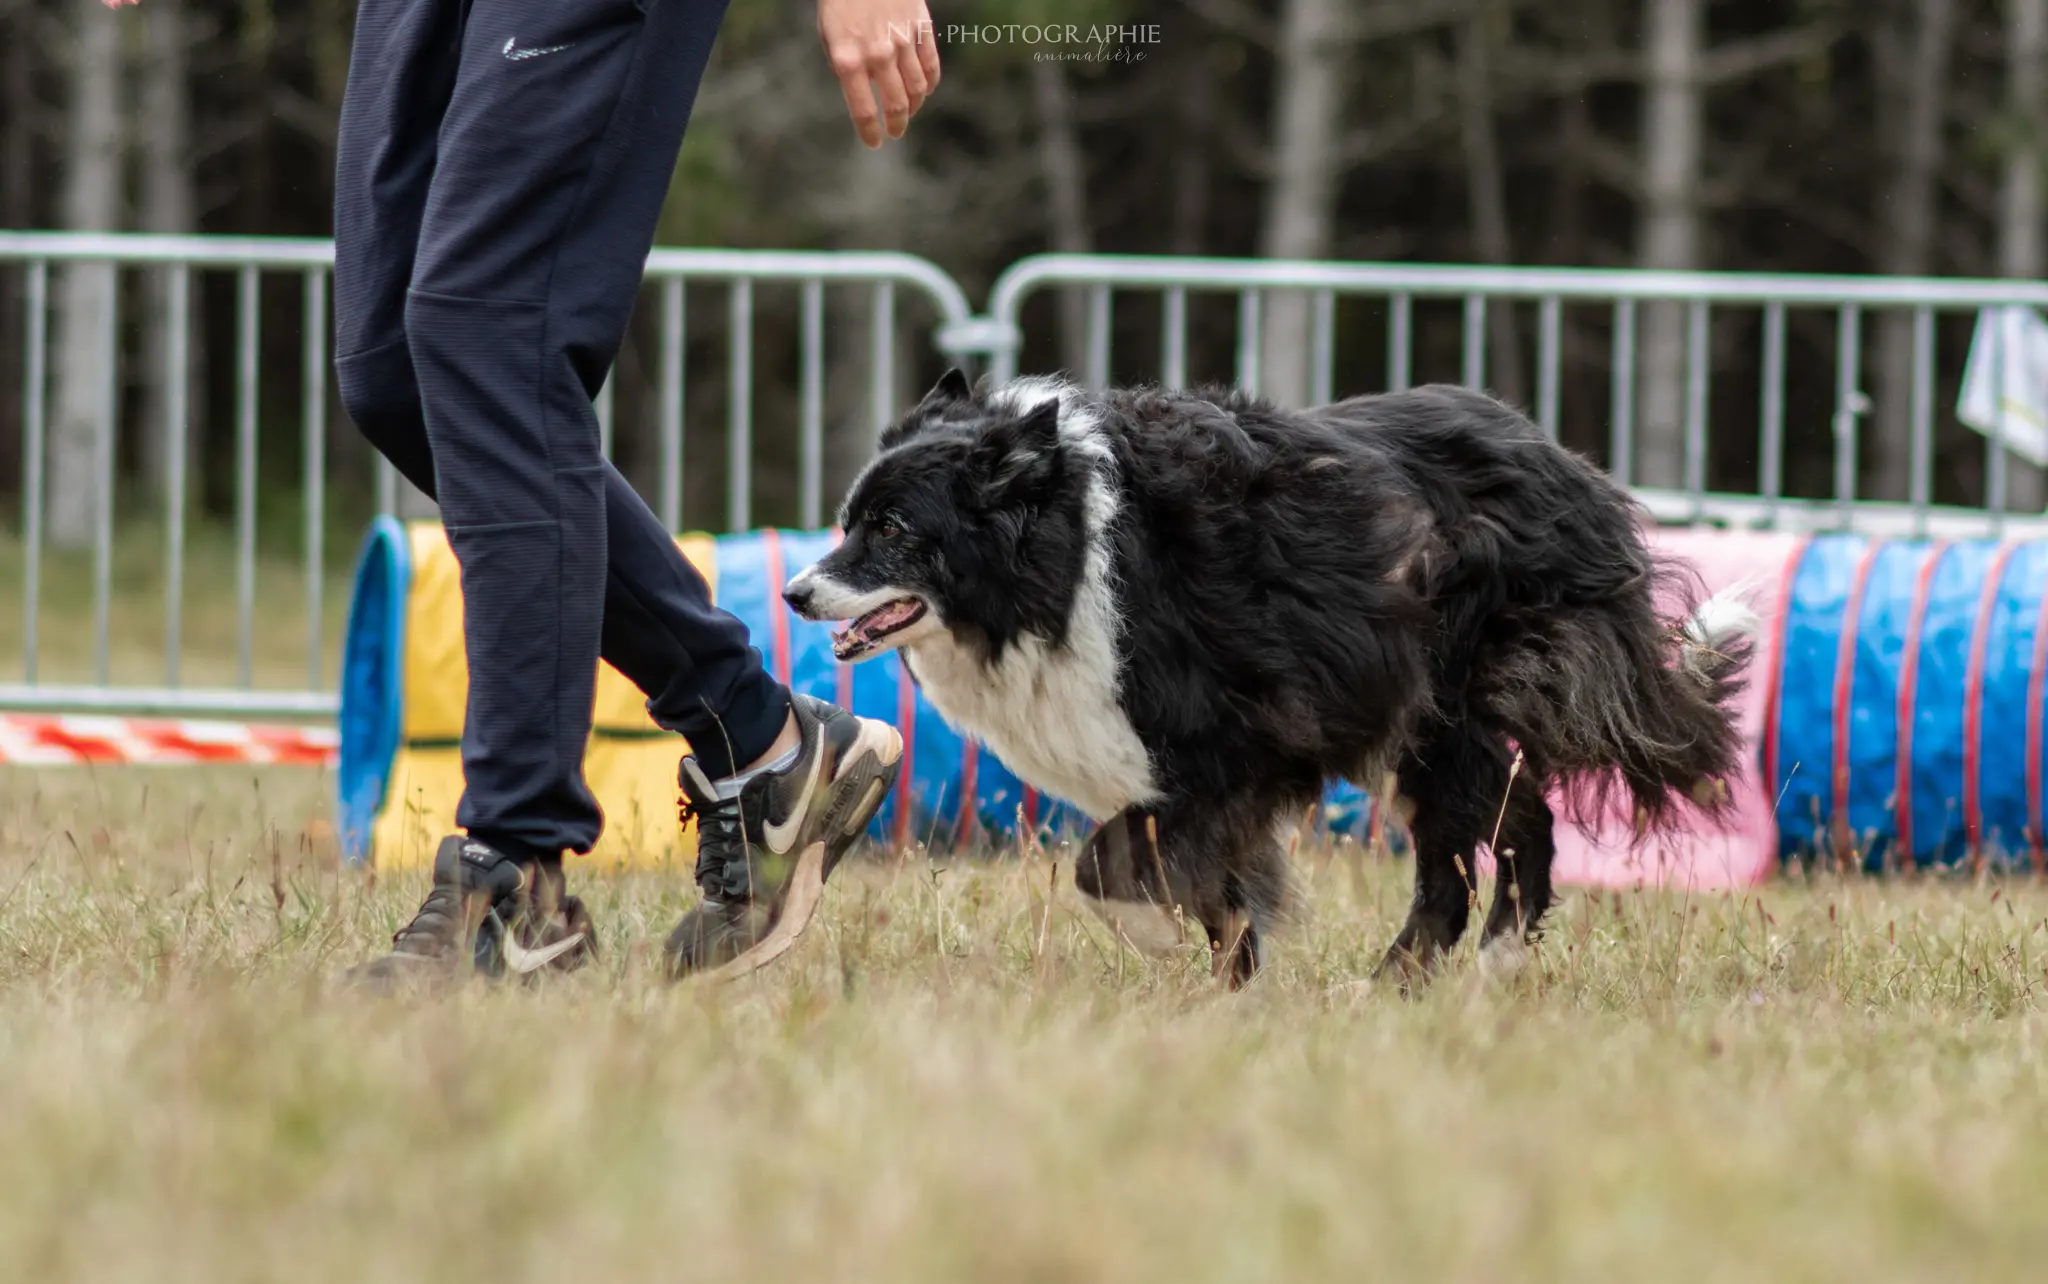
left=10, top=231, right=2048, bottom=719
left=981, top=254, right=2048, bottom=539
left=0, top=232, right=974, bottom=718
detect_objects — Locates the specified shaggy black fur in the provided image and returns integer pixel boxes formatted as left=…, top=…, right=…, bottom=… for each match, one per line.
left=790, top=372, right=1751, bottom=988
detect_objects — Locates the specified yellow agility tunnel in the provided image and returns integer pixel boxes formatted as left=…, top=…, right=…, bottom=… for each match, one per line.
left=335, top=518, right=1380, bottom=870
left=337, top=519, right=719, bottom=873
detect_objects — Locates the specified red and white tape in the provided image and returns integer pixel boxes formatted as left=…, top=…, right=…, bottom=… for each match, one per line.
left=0, top=715, right=338, bottom=767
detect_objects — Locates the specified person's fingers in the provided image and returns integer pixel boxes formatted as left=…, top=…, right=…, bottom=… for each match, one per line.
left=829, top=43, right=884, bottom=148
left=895, top=41, right=929, bottom=117
left=916, top=24, right=941, bottom=94
left=867, top=40, right=913, bottom=140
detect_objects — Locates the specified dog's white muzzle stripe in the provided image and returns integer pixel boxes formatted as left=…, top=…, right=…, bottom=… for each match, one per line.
left=786, top=566, right=915, bottom=622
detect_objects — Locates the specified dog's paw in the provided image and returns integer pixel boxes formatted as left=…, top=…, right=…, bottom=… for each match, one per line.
left=1370, top=942, right=1439, bottom=997
left=1476, top=935, right=1531, bottom=981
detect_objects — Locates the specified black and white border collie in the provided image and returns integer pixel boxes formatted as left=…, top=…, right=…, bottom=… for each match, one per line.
left=785, top=370, right=1755, bottom=988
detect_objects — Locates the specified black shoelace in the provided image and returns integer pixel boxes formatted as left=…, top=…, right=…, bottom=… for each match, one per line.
left=678, top=793, right=749, bottom=897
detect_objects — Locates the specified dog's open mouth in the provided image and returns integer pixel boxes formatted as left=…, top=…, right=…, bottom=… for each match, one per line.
left=831, top=598, right=927, bottom=661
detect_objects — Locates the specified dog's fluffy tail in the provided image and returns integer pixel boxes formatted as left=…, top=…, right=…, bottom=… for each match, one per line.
left=1521, top=573, right=1760, bottom=836
left=1634, top=581, right=1760, bottom=825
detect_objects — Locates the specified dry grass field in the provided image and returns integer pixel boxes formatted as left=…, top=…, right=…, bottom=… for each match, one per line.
left=2, top=765, right=2046, bottom=1283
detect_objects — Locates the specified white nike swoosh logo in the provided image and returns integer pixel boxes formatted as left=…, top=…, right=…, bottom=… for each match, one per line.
left=761, top=736, right=826, bottom=854
left=502, top=37, right=573, bottom=61
left=490, top=909, right=586, bottom=975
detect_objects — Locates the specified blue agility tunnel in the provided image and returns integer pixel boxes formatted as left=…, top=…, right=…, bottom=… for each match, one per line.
left=1769, top=534, right=2048, bottom=872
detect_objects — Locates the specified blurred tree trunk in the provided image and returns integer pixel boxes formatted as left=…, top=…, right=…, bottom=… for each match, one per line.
left=1457, top=5, right=1525, bottom=409
left=0, top=1, right=35, bottom=492
left=140, top=0, right=199, bottom=504
left=311, top=0, right=368, bottom=496
left=2002, top=0, right=2047, bottom=511
left=1547, top=96, right=1590, bottom=268
left=1170, top=41, right=1215, bottom=259
left=1259, top=0, right=1348, bottom=407
left=821, top=141, right=916, bottom=514
left=1544, top=6, right=1596, bottom=269
left=0, top=6, right=28, bottom=228
left=1636, top=0, right=1702, bottom=490
left=1031, top=60, right=1093, bottom=383
left=50, top=3, right=125, bottom=549
left=1870, top=0, right=1956, bottom=503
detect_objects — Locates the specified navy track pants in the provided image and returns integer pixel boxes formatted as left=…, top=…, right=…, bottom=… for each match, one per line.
left=331, top=0, right=788, bottom=860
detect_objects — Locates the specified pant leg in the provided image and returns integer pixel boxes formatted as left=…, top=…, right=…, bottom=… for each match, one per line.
left=335, top=0, right=786, bottom=789
left=332, top=0, right=783, bottom=859
left=333, top=338, right=787, bottom=783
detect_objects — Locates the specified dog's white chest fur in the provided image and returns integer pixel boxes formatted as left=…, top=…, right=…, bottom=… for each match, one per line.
left=905, top=629, right=1156, bottom=823
left=903, top=379, right=1158, bottom=823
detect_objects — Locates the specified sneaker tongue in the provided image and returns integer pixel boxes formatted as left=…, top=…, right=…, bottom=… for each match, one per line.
left=430, top=835, right=470, bottom=886
left=431, top=835, right=530, bottom=900
left=678, top=756, right=725, bottom=805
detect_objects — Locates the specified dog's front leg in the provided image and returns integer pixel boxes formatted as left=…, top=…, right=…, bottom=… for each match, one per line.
left=1072, top=808, right=1196, bottom=958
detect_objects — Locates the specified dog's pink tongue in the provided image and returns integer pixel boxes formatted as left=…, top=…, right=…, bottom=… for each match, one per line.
left=866, top=600, right=919, bottom=631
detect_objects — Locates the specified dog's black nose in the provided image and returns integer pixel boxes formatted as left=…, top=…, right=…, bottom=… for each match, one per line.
left=783, top=582, right=814, bottom=615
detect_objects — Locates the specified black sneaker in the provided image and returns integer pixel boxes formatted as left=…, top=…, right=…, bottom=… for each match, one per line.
left=345, top=835, right=596, bottom=990
left=665, top=693, right=903, bottom=980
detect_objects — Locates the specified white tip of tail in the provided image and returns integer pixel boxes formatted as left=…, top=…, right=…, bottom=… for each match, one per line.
left=1683, top=582, right=1763, bottom=651
left=1680, top=581, right=1763, bottom=683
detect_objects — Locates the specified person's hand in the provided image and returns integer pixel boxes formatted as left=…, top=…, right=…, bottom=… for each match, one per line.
left=817, top=0, right=940, bottom=149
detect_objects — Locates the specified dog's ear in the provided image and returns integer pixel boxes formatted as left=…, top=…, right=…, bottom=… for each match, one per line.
left=970, top=398, right=1061, bottom=502
left=880, top=368, right=974, bottom=450
left=923, top=367, right=972, bottom=408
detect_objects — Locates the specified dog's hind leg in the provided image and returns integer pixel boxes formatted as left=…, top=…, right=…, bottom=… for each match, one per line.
left=1373, top=729, right=1510, bottom=990
left=1477, top=771, right=1556, bottom=978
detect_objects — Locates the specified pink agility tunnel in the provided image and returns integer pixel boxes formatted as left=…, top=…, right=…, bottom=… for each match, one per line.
left=1558, top=528, right=2048, bottom=888
left=1542, top=529, right=1796, bottom=892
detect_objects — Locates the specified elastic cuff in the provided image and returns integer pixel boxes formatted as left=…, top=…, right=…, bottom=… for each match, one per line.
left=680, top=679, right=791, bottom=780
left=466, top=831, right=560, bottom=868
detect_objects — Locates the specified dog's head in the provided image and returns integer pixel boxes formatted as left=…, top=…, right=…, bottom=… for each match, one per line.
left=783, top=369, right=1093, bottom=663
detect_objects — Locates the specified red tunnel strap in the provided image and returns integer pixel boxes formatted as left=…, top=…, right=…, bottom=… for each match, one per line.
left=1892, top=542, right=1949, bottom=867
left=2028, top=557, right=2048, bottom=869
left=954, top=738, right=981, bottom=849
left=761, top=528, right=792, bottom=688
left=1760, top=535, right=1815, bottom=817
left=1831, top=540, right=1885, bottom=860
left=1024, top=787, right=1041, bottom=834
left=1962, top=542, right=2019, bottom=857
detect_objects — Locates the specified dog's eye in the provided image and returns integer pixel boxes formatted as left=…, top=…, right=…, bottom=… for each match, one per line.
left=874, top=517, right=904, bottom=540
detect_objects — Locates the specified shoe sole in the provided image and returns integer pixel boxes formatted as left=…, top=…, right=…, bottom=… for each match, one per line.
left=336, top=954, right=463, bottom=995
left=694, top=721, right=904, bottom=985
left=341, top=895, right=599, bottom=992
